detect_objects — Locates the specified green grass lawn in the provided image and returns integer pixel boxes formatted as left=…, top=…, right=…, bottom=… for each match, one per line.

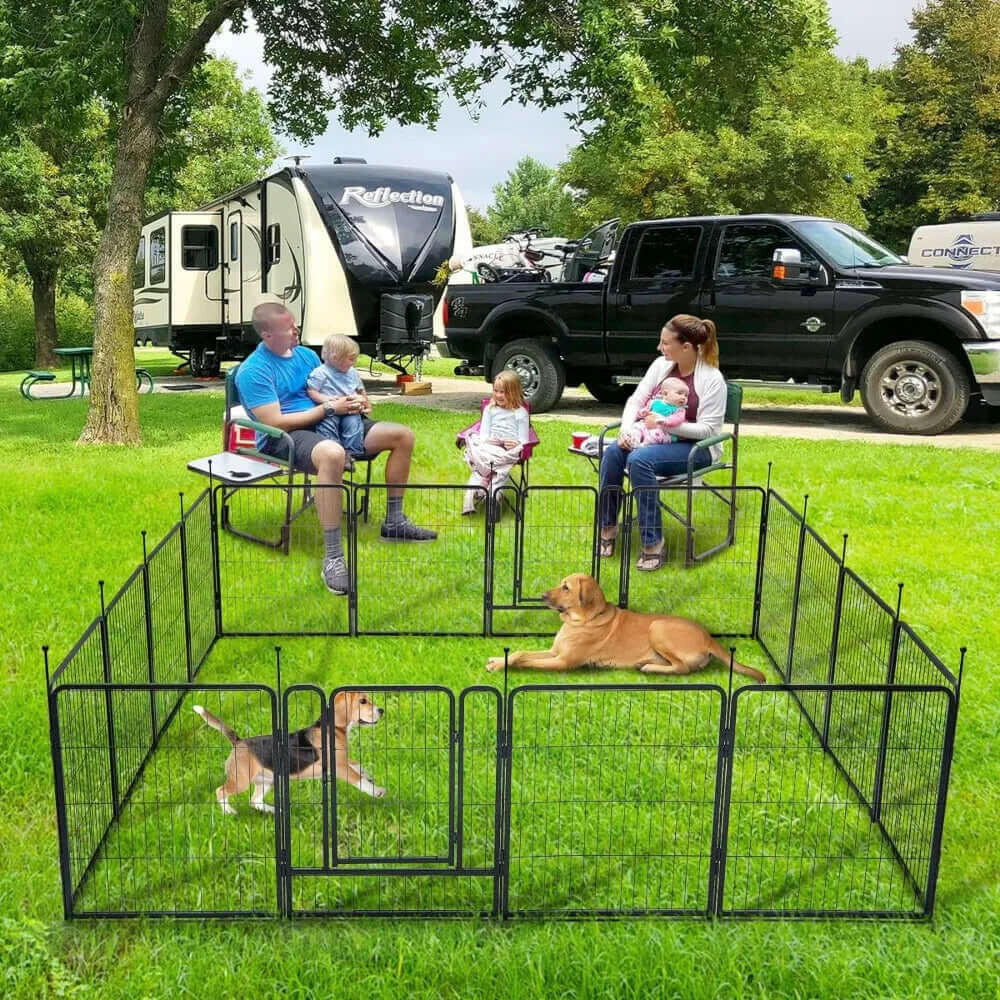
left=2, top=368, right=998, bottom=999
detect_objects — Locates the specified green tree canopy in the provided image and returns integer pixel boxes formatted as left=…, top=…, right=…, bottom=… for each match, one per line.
left=486, top=157, right=576, bottom=239
left=146, top=57, right=283, bottom=215
left=863, top=0, right=1000, bottom=250
left=560, top=49, right=890, bottom=231
left=0, top=105, right=108, bottom=365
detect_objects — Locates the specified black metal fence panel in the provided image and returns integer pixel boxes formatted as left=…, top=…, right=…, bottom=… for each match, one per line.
left=213, top=484, right=351, bottom=636
left=721, top=683, right=950, bottom=917
left=282, top=684, right=500, bottom=918
left=52, top=683, right=279, bottom=917
left=757, top=492, right=801, bottom=670
left=183, top=490, right=216, bottom=670
left=503, top=684, right=726, bottom=917
left=624, top=486, right=764, bottom=636
left=355, top=486, right=491, bottom=636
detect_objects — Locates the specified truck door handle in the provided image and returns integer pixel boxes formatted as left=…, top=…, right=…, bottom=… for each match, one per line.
left=619, top=294, right=632, bottom=312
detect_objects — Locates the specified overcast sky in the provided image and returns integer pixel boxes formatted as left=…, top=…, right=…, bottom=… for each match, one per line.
left=209, top=0, right=919, bottom=208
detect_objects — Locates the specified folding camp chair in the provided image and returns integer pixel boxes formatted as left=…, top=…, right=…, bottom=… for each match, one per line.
left=186, top=366, right=377, bottom=553
left=455, top=399, right=540, bottom=505
left=571, top=382, right=742, bottom=566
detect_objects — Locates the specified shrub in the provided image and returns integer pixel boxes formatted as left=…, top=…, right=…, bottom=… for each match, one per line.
left=0, top=275, right=94, bottom=372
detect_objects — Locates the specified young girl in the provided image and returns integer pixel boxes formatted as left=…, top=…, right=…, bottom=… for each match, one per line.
left=461, top=370, right=530, bottom=515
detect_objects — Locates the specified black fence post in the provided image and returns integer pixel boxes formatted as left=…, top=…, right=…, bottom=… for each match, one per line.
left=45, top=647, right=75, bottom=919
left=348, top=485, right=359, bottom=637
left=97, top=581, right=121, bottom=818
left=483, top=482, right=494, bottom=637
left=922, top=685, right=959, bottom=917
left=178, top=493, right=194, bottom=682
left=208, top=480, right=224, bottom=640
left=751, top=487, right=771, bottom=640
left=784, top=496, right=809, bottom=682
left=821, top=534, right=849, bottom=748
left=871, top=583, right=904, bottom=823
left=140, top=531, right=159, bottom=737
left=709, top=660, right=735, bottom=917
left=271, top=651, right=287, bottom=918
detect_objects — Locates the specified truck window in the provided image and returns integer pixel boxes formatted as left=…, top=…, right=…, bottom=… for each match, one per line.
left=149, top=227, right=166, bottom=285
left=181, top=225, right=219, bottom=270
left=133, top=237, right=145, bottom=289
left=715, top=224, right=817, bottom=281
left=628, top=227, right=702, bottom=288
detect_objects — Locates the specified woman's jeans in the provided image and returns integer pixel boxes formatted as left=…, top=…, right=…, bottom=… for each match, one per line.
left=599, top=440, right=711, bottom=547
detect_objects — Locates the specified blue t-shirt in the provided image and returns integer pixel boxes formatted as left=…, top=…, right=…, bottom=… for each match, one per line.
left=235, top=343, right=318, bottom=419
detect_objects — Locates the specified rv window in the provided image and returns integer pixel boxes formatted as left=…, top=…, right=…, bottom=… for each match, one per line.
left=150, top=227, right=166, bottom=284
left=267, top=224, right=281, bottom=266
left=133, top=237, right=146, bottom=289
left=230, top=221, right=239, bottom=262
left=181, top=225, right=219, bottom=270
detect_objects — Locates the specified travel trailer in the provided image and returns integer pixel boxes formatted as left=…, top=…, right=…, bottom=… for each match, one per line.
left=133, top=159, right=474, bottom=375
left=907, top=215, right=1000, bottom=275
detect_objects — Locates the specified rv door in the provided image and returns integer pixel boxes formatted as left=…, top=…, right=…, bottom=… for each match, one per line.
left=225, top=209, right=243, bottom=334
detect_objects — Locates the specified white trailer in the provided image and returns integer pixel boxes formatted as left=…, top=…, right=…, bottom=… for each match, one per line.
left=133, top=159, right=473, bottom=375
left=907, top=216, right=1000, bottom=276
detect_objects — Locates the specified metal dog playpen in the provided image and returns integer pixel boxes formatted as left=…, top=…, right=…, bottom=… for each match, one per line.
left=45, top=481, right=962, bottom=920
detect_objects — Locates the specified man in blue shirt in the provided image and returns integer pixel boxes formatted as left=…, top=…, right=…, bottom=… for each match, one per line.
left=236, top=303, right=436, bottom=595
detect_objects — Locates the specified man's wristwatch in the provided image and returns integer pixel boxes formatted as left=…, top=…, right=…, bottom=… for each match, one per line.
left=322, top=399, right=335, bottom=415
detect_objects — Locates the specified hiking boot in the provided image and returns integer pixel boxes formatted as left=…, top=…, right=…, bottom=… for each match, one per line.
left=322, top=556, right=349, bottom=594
left=380, top=517, right=438, bottom=542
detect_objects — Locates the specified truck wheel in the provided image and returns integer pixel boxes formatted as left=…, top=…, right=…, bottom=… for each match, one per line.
left=584, top=379, right=633, bottom=405
left=860, top=340, right=970, bottom=435
left=492, top=339, right=565, bottom=412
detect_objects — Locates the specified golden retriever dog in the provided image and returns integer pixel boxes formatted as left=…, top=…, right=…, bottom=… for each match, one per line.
left=194, top=690, right=385, bottom=814
left=486, top=573, right=766, bottom=683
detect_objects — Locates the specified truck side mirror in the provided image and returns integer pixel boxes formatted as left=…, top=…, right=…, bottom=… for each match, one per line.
left=772, top=248, right=803, bottom=283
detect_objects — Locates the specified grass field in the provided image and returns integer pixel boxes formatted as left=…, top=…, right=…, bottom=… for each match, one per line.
left=2, top=368, right=999, bottom=999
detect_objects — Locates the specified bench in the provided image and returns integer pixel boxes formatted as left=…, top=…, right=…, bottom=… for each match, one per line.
left=21, top=366, right=154, bottom=399
left=20, top=370, right=56, bottom=399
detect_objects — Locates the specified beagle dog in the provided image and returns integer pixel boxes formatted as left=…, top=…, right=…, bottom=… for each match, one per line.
left=487, top=572, right=766, bottom=683
left=193, top=690, right=385, bottom=815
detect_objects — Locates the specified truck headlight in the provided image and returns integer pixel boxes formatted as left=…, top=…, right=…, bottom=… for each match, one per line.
left=961, top=291, right=1000, bottom=338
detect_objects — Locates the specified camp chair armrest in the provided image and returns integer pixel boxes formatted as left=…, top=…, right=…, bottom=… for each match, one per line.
left=687, top=431, right=733, bottom=473
left=231, top=418, right=295, bottom=464
left=232, top=416, right=283, bottom=438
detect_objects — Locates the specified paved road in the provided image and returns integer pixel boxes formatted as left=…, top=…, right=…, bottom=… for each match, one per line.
left=360, top=374, right=1000, bottom=451
left=48, top=370, right=993, bottom=450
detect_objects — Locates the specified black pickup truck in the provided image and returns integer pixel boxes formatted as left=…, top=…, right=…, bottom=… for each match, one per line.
left=443, top=214, right=1000, bottom=434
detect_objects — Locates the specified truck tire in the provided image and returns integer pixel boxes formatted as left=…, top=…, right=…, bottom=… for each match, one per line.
left=492, top=339, right=565, bottom=412
left=584, top=379, right=633, bottom=405
left=860, top=340, right=970, bottom=435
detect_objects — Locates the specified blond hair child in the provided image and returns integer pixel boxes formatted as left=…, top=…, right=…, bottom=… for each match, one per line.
left=306, top=334, right=368, bottom=456
left=461, top=370, right=530, bottom=516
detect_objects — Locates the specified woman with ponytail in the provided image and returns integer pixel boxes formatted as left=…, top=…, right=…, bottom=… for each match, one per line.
left=598, top=314, right=727, bottom=571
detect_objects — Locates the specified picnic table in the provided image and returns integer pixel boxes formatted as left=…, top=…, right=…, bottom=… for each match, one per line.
left=20, top=348, right=154, bottom=399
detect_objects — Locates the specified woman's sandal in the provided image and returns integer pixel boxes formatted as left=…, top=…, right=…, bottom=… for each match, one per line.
left=636, top=545, right=666, bottom=572
left=598, top=533, right=617, bottom=558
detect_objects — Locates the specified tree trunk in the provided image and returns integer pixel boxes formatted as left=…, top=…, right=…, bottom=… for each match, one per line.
left=78, top=104, right=161, bottom=445
left=78, top=0, right=236, bottom=444
left=31, top=269, right=59, bottom=368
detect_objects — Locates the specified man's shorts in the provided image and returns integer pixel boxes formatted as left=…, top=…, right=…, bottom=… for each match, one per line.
left=261, top=418, right=377, bottom=472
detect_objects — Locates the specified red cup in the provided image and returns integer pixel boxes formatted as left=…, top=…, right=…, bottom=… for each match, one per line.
left=571, top=431, right=589, bottom=448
